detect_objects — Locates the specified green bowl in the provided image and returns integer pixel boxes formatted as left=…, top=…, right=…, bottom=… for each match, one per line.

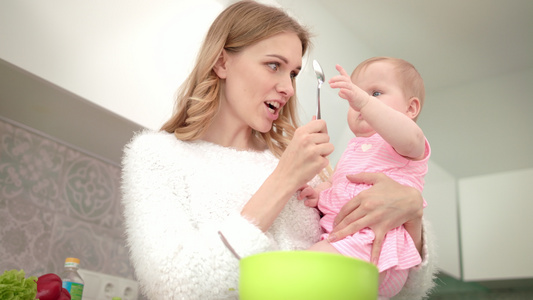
left=239, top=251, right=378, bottom=300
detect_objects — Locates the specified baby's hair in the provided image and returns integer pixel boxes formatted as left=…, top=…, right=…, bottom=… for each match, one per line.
left=352, top=57, right=425, bottom=118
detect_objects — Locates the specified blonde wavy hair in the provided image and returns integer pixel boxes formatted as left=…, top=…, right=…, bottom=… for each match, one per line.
left=161, top=0, right=311, bottom=158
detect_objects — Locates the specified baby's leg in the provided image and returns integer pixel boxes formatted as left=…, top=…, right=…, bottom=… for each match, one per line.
left=378, top=268, right=410, bottom=298
left=308, top=239, right=342, bottom=254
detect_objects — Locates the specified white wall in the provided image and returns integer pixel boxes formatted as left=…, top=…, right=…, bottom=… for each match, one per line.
left=418, top=68, right=533, bottom=178
left=423, top=68, right=533, bottom=280
left=423, top=161, right=461, bottom=278
left=0, top=0, right=223, bottom=130
left=458, top=168, right=533, bottom=281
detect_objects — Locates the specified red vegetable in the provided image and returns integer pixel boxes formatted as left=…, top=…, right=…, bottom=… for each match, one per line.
left=57, top=288, right=71, bottom=300
left=35, top=273, right=71, bottom=300
left=36, top=273, right=61, bottom=300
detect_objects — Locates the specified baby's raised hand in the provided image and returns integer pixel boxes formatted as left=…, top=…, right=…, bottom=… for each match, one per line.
left=328, top=64, right=370, bottom=111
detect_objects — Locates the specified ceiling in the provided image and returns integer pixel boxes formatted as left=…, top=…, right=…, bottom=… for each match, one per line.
left=315, top=0, right=533, bottom=178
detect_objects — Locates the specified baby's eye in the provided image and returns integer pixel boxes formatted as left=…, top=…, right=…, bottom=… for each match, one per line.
left=372, top=91, right=382, bottom=97
left=267, top=62, right=280, bottom=71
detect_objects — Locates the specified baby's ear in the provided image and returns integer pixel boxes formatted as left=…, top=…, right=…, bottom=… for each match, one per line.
left=213, top=50, right=228, bottom=79
left=406, top=97, right=421, bottom=120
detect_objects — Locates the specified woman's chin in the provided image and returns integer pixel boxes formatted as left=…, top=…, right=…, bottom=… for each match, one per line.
left=254, top=123, right=274, bottom=134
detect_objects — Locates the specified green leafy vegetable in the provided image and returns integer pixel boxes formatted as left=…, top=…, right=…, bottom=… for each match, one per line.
left=0, top=269, right=38, bottom=300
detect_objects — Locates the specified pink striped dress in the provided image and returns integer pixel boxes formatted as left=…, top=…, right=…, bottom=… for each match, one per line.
left=318, top=133, right=430, bottom=298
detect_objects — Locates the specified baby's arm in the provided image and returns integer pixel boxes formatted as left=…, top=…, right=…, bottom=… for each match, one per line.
left=360, top=93, right=425, bottom=160
left=330, top=65, right=425, bottom=160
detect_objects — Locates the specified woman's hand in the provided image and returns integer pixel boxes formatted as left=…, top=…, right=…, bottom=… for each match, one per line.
left=241, top=119, right=333, bottom=232
left=328, top=172, right=423, bottom=264
left=275, top=119, right=334, bottom=191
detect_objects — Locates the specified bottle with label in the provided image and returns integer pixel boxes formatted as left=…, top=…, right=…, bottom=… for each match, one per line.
left=61, top=257, right=85, bottom=300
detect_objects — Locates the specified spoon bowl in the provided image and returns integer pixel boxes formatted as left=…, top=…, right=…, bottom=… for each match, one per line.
left=312, top=60, right=325, bottom=119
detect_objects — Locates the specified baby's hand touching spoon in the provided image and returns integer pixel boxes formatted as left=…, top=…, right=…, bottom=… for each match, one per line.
left=329, top=64, right=370, bottom=111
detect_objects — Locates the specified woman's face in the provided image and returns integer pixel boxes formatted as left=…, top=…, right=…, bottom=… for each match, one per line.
left=214, top=32, right=302, bottom=134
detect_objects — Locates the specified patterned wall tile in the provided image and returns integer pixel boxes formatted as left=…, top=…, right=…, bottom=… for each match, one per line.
left=0, top=121, right=66, bottom=211
left=61, top=155, right=121, bottom=231
left=0, top=118, right=134, bottom=281
left=0, top=196, right=54, bottom=277
left=48, top=213, right=124, bottom=275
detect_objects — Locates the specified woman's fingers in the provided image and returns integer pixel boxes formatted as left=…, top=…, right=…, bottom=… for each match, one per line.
left=329, top=173, right=383, bottom=241
left=332, top=194, right=362, bottom=230
left=277, top=119, right=333, bottom=188
left=316, top=142, right=335, bottom=158
left=294, top=120, right=333, bottom=156
left=307, top=118, right=329, bottom=134
left=370, top=230, right=386, bottom=265
left=328, top=216, right=365, bottom=243
left=346, top=172, right=382, bottom=185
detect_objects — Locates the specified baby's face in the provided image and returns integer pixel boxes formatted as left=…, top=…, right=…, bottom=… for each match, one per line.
left=352, top=61, right=409, bottom=113
left=348, top=61, right=410, bottom=137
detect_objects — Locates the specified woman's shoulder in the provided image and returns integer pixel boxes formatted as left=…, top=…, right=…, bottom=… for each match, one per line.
left=125, top=130, right=176, bottom=153
left=129, top=129, right=175, bottom=144
left=123, top=130, right=190, bottom=164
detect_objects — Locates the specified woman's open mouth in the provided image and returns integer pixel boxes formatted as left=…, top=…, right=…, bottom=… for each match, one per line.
left=265, top=101, right=281, bottom=114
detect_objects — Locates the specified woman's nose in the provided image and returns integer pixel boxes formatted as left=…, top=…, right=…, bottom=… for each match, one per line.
left=276, top=75, right=295, bottom=98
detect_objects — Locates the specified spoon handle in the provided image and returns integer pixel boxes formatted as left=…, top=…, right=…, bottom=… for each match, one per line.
left=316, top=85, right=321, bottom=119
left=218, top=231, right=241, bottom=260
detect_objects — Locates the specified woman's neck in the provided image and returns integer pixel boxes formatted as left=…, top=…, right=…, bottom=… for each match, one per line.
left=201, top=123, right=265, bottom=151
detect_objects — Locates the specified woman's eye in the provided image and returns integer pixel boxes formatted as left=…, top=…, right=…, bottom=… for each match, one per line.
left=372, top=91, right=382, bottom=97
left=290, top=72, right=298, bottom=79
left=267, top=62, right=280, bottom=71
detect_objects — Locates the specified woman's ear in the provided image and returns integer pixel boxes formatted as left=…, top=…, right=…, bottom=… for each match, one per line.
left=213, top=50, right=228, bottom=79
left=406, top=97, right=421, bottom=120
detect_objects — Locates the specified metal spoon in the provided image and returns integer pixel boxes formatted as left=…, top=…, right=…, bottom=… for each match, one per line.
left=218, top=231, right=241, bottom=260
left=312, top=60, right=325, bottom=119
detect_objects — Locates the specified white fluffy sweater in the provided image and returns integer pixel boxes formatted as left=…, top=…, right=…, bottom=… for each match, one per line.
left=121, top=130, right=436, bottom=300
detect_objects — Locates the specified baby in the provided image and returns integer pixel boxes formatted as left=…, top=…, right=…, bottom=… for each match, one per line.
left=300, top=57, right=430, bottom=299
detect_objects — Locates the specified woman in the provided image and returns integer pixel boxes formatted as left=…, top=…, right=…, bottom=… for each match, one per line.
left=121, top=1, right=436, bottom=299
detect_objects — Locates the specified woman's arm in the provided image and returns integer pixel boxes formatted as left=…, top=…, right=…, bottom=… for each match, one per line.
left=122, top=126, right=332, bottom=299
left=241, top=119, right=334, bottom=231
left=121, top=132, right=277, bottom=299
